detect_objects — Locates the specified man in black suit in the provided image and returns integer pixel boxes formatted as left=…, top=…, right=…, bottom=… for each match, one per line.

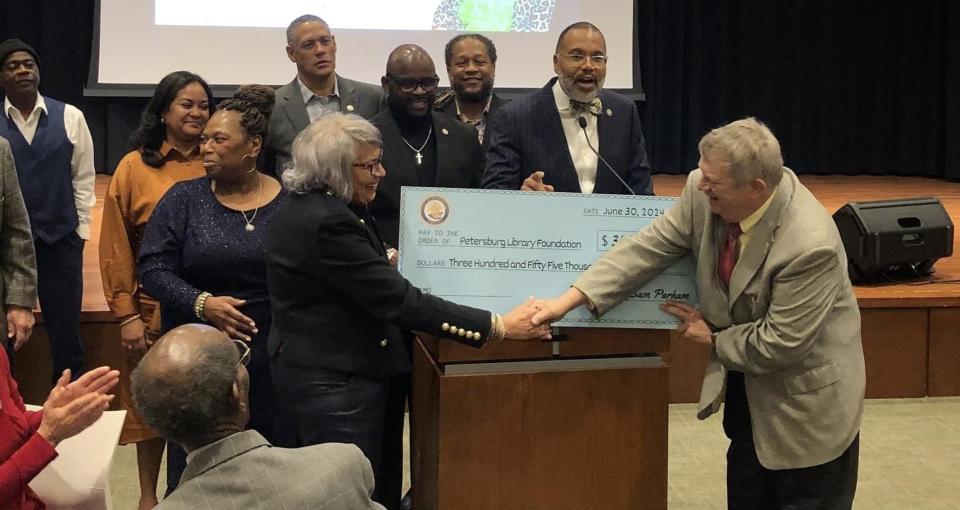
left=369, top=45, right=483, bottom=510
left=264, top=14, right=383, bottom=174
left=433, top=34, right=507, bottom=145
left=482, top=21, right=653, bottom=195
left=370, top=44, right=484, bottom=248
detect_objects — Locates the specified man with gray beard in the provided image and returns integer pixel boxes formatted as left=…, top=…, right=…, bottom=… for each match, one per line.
left=481, top=22, right=653, bottom=195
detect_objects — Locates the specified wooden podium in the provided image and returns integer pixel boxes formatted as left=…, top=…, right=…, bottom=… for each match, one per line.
left=412, top=328, right=670, bottom=510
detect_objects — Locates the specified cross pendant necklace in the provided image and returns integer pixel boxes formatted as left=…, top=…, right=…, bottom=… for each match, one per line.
left=399, top=124, right=433, bottom=166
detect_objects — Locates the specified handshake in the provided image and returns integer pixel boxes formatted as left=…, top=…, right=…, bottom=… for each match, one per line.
left=499, top=288, right=590, bottom=341
left=496, top=288, right=711, bottom=346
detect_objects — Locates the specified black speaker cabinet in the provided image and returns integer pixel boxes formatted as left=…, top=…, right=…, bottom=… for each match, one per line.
left=833, top=197, right=954, bottom=283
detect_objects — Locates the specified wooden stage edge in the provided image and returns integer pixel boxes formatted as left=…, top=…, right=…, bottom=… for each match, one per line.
left=23, top=173, right=960, bottom=403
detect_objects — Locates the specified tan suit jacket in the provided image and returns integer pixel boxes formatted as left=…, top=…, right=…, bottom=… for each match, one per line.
left=574, top=168, right=865, bottom=469
left=0, top=137, right=37, bottom=344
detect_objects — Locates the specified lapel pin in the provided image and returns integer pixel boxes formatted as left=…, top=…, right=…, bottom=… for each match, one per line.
left=346, top=104, right=355, bottom=112
left=606, top=108, right=613, bottom=117
left=441, top=128, right=449, bottom=135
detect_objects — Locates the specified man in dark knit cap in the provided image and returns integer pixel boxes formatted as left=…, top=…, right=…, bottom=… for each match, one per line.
left=0, top=38, right=95, bottom=381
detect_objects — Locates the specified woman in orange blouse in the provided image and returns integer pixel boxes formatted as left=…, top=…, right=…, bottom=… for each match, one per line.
left=98, top=70, right=212, bottom=510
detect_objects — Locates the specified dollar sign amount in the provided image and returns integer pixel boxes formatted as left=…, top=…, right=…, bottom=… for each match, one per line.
left=600, top=233, right=623, bottom=248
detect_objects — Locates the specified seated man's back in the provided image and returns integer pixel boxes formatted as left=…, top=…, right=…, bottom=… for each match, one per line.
left=160, top=430, right=384, bottom=510
left=130, top=325, right=385, bottom=510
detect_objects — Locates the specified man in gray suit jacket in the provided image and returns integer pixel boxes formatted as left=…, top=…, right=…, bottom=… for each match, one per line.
left=0, top=137, right=36, bottom=353
left=264, top=14, right=383, bottom=175
left=534, top=118, right=864, bottom=509
left=132, top=324, right=384, bottom=510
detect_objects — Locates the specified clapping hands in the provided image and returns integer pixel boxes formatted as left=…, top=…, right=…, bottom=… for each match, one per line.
left=37, top=367, right=120, bottom=446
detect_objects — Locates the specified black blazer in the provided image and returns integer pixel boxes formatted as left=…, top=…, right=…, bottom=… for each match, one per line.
left=266, top=189, right=491, bottom=377
left=370, top=110, right=484, bottom=247
left=481, top=77, right=654, bottom=195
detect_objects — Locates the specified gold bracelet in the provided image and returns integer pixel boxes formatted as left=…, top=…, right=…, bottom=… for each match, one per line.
left=195, top=292, right=212, bottom=320
left=118, top=314, right=141, bottom=327
left=490, top=313, right=505, bottom=342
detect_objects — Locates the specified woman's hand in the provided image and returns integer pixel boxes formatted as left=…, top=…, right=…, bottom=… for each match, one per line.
left=203, top=295, right=257, bottom=341
left=502, top=298, right=553, bottom=341
left=386, top=248, right=399, bottom=268
left=37, top=367, right=120, bottom=446
left=120, top=318, right=147, bottom=352
left=531, top=288, right=589, bottom=326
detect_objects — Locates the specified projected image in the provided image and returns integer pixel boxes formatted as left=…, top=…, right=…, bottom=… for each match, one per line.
left=155, top=0, right=556, bottom=32
left=99, top=0, right=636, bottom=89
left=433, top=0, right=557, bottom=32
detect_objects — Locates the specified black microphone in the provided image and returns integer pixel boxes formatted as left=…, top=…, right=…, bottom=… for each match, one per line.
left=578, top=116, right=636, bottom=195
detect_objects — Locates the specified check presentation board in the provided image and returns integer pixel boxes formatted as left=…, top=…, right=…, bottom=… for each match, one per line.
left=398, top=188, right=698, bottom=329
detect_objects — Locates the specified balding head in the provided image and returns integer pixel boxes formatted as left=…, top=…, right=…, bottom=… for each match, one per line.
left=132, top=324, right=248, bottom=450
left=386, top=44, right=434, bottom=76
left=382, top=45, right=440, bottom=120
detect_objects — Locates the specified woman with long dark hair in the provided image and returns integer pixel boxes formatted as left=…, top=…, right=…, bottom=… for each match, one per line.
left=99, top=70, right=212, bottom=509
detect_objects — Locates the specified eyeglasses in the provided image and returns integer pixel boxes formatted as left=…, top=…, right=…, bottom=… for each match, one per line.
left=560, top=53, right=609, bottom=66
left=352, top=149, right=384, bottom=175
left=232, top=338, right=251, bottom=368
left=385, top=74, right=440, bottom=93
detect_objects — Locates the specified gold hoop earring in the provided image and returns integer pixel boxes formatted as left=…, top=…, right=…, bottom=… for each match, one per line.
left=241, top=154, right=257, bottom=173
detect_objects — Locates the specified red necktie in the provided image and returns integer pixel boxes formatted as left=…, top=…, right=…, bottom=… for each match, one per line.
left=718, top=223, right=742, bottom=288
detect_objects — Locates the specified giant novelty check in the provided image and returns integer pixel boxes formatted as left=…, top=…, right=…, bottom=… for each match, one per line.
left=398, top=188, right=698, bottom=329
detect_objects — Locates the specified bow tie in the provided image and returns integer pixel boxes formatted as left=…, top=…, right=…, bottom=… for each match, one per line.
left=569, top=97, right=602, bottom=116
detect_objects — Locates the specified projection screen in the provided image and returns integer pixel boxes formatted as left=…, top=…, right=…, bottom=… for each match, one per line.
left=88, top=0, right=641, bottom=97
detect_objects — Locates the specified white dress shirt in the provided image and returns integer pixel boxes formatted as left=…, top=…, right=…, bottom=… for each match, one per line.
left=3, top=95, right=96, bottom=240
left=552, top=80, right=599, bottom=194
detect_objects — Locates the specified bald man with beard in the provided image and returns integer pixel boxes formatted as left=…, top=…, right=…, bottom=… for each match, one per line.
left=132, top=325, right=384, bottom=510
left=369, top=44, right=484, bottom=249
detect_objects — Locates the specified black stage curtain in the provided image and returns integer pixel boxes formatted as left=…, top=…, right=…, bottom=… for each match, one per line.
left=3, top=0, right=960, bottom=179
left=0, top=0, right=146, bottom=176
left=638, top=0, right=960, bottom=180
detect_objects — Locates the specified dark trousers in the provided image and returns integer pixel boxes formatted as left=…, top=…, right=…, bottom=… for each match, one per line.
left=272, top=356, right=407, bottom=510
left=35, top=234, right=85, bottom=382
left=727, top=434, right=859, bottom=510
left=724, top=372, right=859, bottom=509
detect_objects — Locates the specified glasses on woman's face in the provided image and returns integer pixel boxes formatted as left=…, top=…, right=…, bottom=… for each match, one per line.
left=232, top=338, right=251, bottom=368
left=385, top=74, right=440, bottom=93
left=351, top=149, right=384, bottom=176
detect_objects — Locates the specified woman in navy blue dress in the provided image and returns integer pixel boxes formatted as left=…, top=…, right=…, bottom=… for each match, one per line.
left=138, top=85, right=290, bottom=493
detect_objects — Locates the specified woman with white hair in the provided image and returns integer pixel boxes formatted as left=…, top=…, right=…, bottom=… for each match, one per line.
left=266, top=112, right=548, bottom=509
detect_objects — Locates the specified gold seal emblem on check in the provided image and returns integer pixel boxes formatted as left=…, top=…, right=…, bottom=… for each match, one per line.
left=420, top=196, right=450, bottom=225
